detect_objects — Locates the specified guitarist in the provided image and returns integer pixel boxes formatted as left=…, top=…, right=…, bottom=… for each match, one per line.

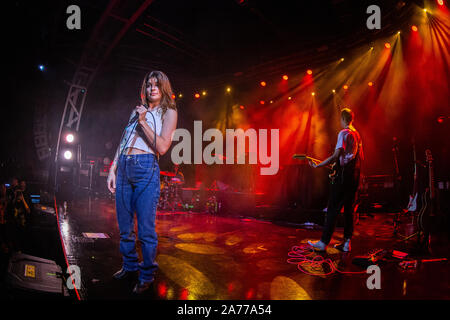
left=308, top=108, right=363, bottom=252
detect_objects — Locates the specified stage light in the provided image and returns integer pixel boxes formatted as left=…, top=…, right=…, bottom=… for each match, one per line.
left=38, top=65, right=45, bottom=71
left=411, top=25, right=418, bottom=32
left=172, top=94, right=176, bottom=99
left=282, top=75, right=288, bottom=80
left=194, top=93, right=200, bottom=98
left=260, top=81, right=266, bottom=87
left=178, top=93, right=183, bottom=98
left=368, top=82, right=373, bottom=86
left=306, top=69, right=312, bottom=75
left=397, top=31, right=401, bottom=35
left=437, top=0, right=444, bottom=6
left=288, top=96, right=292, bottom=100
left=385, top=42, right=391, bottom=49
left=311, top=92, right=315, bottom=96
left=259, top=100, right=265, bottom=105
left=423, top=8, right=427, bottom=12
left=65, top=133, right=75, bottom=143
left=343, top=85, right=349, bottom=90
left=437, top=116, right=445, bottom=123
left=332, top=89, right=336, bottom=93
left=202, top=91, right=207, bottom=96
left=269, top=100, right=273, bottom=104
left=226, top=87, right=231, bottom=93
left=239, top=105, right=245, bottom=110
left=340, top=58, right=345, bottom=62
left=63, top=150, right=73, bottom=160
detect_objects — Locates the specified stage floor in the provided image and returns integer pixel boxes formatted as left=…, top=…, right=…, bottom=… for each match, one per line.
left=57, top=197, right=449, bottom=300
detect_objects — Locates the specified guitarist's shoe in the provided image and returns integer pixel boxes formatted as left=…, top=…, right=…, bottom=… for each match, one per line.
left=334, top=239, right=351, bottom=252
left=307, top=240, right=327, bottom=251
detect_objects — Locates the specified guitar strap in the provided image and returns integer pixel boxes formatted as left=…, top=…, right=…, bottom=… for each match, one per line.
left=337, top=128, right=362, bottom=185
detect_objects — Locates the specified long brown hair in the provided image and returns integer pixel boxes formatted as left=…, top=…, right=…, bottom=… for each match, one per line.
left=140, top=70, right=177, bottom=118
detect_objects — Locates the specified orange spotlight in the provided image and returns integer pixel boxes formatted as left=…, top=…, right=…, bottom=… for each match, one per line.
left=306, top=69, right=313, bottom=75
left=194, top=93, right=200, bottom=99
left=288, top=96, right=292, bottom=100
left=260, top=81, right=266, bottom=87
left=259, top=100, right=265, bottom=105
left=343, top=84, right=349, bottom=90
left=411, top=25, right=418, bottom=32
left=311, top=92, right=315, bottom=96
left=385, top=42, right=391, bottom=49
left=239, top=105, right=245, bottom=110
left=437, top=0, right=443, bottom=6
left=282, top=75, right=288, bottom=80
left=368, top=82, right=373, bottom=87
left=172, top=94, right=176, bottom=99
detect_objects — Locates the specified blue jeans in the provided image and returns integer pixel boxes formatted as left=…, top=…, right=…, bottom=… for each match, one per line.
left=116, top=153, right=160, bottom=282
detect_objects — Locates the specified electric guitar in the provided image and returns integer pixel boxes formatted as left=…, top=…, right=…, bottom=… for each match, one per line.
left=292, top=154, right=339, bottom=183
left=417, top=149, right=436, bottom=240
left=406, top=140, right=418, bottom=212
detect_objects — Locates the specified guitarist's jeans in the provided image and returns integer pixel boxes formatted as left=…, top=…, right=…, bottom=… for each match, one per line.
left=321, top=173, right=359, bottom=245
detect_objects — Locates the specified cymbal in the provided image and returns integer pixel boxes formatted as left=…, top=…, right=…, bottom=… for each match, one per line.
left=160, top=171, right=176, bottom=177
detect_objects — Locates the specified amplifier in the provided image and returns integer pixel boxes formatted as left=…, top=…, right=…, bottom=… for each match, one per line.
left=359, top=175, right=399, bottom=212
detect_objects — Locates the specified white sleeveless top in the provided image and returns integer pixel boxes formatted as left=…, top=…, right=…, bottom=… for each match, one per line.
left=122, top=106, right=163, bottom=154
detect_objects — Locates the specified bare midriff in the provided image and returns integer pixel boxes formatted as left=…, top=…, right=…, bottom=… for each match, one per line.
left=124, top=147, right=154, bottom=155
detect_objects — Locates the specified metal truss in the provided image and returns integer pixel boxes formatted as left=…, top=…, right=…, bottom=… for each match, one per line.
left=54, top=0, right=154, bottom=166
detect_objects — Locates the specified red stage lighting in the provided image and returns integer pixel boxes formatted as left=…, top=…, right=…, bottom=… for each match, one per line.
left=194, top=93, right=200, bottom=99
left=368, top=82, right=373, bottom=86
left=180, top=288, right=189, bottom=300
left=306, top=69, right=312, bottom=75
left=282, top=75, right=288, bottom=80
left=260, top=81, right=266, bottom=87
left=259, top=100, right=265, bottom=105
left=343, top=84, right=349, bottom=90
left=171, top=94, right=175, bottom=99
left=385, top=42, right=391, bottom=49
left=239, top=105, right=245, bottom=109
left=411, top=25, right=418, bottom=32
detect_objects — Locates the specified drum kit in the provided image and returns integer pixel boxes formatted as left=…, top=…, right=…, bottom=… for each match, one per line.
left=158, top=170, right=184, bottom=211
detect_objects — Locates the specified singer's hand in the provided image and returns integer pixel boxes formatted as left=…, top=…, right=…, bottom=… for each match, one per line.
left=107, top=171, right=116, bottom=194
left=136, top=105, right=147, bottom=123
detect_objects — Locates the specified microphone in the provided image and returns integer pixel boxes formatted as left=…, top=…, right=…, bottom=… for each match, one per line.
left=129, top=104, right=148, bottom=123
left=129, top=112, right=139, bottom=123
